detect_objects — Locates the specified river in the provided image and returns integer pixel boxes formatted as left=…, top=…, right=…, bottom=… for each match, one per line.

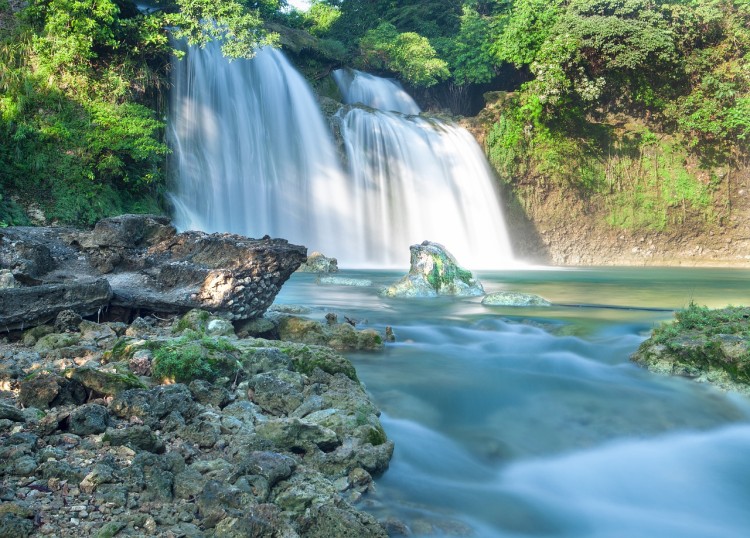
left=275, top=267, right=750, bottom=538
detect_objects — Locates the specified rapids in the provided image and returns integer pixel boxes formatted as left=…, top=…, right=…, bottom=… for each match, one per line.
left=275, top=267, right=750, bottom=538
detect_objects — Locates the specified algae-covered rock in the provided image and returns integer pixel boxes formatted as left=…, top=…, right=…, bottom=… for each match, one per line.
left=482, top=291, right=551, bottom=306
left=382, top=241, right=484, bottom=298
left=632, top=304, right=750, bottom=395
left=239, top=340, right=360, bottom=382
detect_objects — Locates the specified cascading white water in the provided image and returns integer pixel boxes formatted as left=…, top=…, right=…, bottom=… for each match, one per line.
left=168, top=42, right=350, bottom=255
left=169, top=46, right=514, bottom=268
left=332, top=69, right=421, bottom=115
left=333, top=69, right=513, bottom=268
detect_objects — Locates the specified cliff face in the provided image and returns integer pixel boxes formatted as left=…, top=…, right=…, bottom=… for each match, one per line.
left=464, top=101, right=750, bottom=267
left=501, top=170, right=750, bottom=266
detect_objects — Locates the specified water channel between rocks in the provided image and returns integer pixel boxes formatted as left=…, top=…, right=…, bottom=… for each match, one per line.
left=274, top=267, right=750, bottom=538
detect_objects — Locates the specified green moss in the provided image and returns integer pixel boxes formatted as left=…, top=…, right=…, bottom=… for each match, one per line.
left=648, top=303, right=750, bottom=383
left=365, top=425, right=387, bottom=446
left=287, top=345, right=359, bottom=382
left=174, top=309, right=212, bottom=334
left=150, top=334, right=240, bottom=384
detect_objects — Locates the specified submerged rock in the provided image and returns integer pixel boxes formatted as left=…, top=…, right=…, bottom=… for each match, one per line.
left=318, top=276, right=373, bottom=287
left=382, top=241, right=484, bottom=298
left=632, top=304, right=750, bottom=396
left=482, top=291, right=551, bottom=307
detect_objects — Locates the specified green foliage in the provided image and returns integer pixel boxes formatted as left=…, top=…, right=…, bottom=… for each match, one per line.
left=359, top=22, right=449, bottom=87
left=438, top=3, right=497, bottom=85
left=304, top=1, right=342, bottom=36
left=492, top=0, right=561, bottom=67
left=165, top=0, right=278, bottom=59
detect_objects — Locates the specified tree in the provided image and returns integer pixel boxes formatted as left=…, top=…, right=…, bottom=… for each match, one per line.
left=359, top=22, right=450, bottom=87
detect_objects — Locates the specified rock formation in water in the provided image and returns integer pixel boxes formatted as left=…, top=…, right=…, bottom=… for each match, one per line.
left=296, top=251, right=339, bottom=273
left=382, top=241, right=485, bottom=298
left=0, top=308, right=393, bottom=537
left=0, top=214, right=306, bottom=329
left=631, top=305, right=750, bottom=396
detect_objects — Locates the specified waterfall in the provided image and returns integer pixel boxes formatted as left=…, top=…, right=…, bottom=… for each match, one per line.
left=168, top=42, right=350, bottom=255
left=333, top=69, right=513, bottom=268
left=332, top=69, right=421, bottom=115
left=169, top=46, right=514, bottom=268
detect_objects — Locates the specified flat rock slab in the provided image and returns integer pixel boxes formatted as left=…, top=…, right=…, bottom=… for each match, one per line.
left=0, top=215, right=307, bottom=328
left=0, top=278, right=112, bottom=331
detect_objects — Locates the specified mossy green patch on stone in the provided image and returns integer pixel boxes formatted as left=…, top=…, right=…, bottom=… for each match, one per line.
left=150, top=335, right=240, bottom=384
left=34, top=333, right=81, bottom=353
left=633, top=303, right=750, bottom=393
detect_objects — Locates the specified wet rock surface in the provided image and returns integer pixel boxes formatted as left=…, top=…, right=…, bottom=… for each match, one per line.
left=382, top=241, right=485, bottom=298
left=0, top=215, right=307, bottom=330
left=0, top=308, right=394, bottom=537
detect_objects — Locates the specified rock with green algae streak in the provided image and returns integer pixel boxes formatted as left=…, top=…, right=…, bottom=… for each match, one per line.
left=382, top=241, right=484, bottom=298
left=631, top=304, right=750, bottom=396
left=482, top=291, right=551, bottom=306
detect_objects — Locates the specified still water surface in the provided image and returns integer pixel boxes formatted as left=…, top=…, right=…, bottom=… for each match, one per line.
left=275, top=267, right=750, bottom=537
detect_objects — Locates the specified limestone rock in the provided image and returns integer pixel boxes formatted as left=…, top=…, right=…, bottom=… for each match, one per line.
left=68, top=403, right=110, bottom=435
left=382, top=241, right=484, bottom=298
left=482, top=291, right=551, bottom=306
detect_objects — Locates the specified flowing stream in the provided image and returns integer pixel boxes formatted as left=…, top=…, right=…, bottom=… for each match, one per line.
left=275, top=267, right=750, bottom=538
left=169, top=48, right=512, bottom=268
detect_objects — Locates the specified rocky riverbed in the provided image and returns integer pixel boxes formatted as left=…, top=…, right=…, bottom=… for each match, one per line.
left=0, top=308, right=393, bottom=537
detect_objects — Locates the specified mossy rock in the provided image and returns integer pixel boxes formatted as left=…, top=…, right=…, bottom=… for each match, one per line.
left=632, top=304, right=750, bottom=394
left=277, top=316, right=383, bottom=352
left=382, top=241, right=484, bottom=298
left=174, top=309, right=236, bottom=337
left=102, top=337, right=142, bottom=363
left=150, top=335, right=241, bottom=384
left=237, top=339, right=358, bottom=382
left=65, top=367, right=147, bottom=396
left=22, top=325, right=54, bottom=346
left=34, top=333, right=81, bottom=353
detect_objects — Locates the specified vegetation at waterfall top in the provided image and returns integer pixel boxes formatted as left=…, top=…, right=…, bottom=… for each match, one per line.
left=1, top=0, right=748, bottom=239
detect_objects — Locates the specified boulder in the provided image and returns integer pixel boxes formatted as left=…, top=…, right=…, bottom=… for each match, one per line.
left=0, top=215, right=307, bottom=329
left=276, top=316, right=384, bottom=352
left=296, top=251, right=338, bottom=273
left=482, top=291, right=551, bottom=306
left=382, top=241, right=484, bottom=298
left=632, top=305, right=750, bottom=395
